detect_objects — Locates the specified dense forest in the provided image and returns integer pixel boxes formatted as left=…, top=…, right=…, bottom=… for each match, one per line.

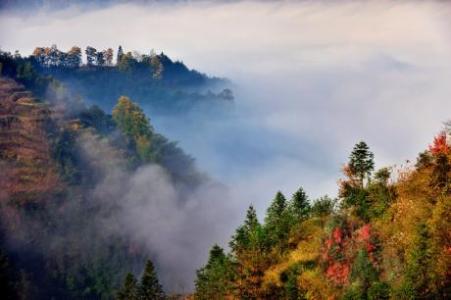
left=193, top=135, right=451, bottom=299
left=1, top=47, right=450, bottom=300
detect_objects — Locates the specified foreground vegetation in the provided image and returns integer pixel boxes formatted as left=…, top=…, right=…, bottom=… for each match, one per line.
left=194, top=133, right=450, bottom=299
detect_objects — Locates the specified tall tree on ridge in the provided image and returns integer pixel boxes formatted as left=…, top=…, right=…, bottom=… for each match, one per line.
left=349, top=141, right=375, bottom=187
left=85, top=46, right=97, bottom=66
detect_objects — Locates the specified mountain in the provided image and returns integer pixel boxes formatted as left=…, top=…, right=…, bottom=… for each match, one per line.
left=0, top=46, right=233, bottom=115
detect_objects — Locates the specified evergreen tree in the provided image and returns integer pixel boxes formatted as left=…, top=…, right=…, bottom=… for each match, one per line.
left=117, top=273, right=138, bottom=300
left=138, top=260, right=165, bottom=300
left=265, top=191, right=290, bottom=246
left=289, top=187, right=310, bottom=220
left=194, top=245, right=234, bottom=300
left=117, top=45, right=124, bottom=64
left=230, top=205, right=269, bottom=299
left=349, top=141, right=375, bottom=187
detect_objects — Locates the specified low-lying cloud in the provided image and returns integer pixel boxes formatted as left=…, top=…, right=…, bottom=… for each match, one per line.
left=1, top=0, right=451, bottom=291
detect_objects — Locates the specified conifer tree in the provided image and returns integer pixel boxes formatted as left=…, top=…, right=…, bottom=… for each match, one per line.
left=194, top=245, right=233, bottom=300
left=138, top=260, right=165, bottom=300
left=265, top=192, right=291, bottom=246
left=117, top=273, right=138, bottom=300
left=349, top=141, right=375, bottom=187
left=117, top=45, right=124, bottom=64
left=289, top=187, right=310, bottom=220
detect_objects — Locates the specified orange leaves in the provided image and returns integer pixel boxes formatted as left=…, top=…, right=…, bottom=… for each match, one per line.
left=326, top=262, right=350, bottom=285
left=429, top=131, right=450, bottom=156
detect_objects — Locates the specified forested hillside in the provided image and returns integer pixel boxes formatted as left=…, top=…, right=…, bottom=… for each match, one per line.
left=193, top=135, right=450, bottom=299
left=0, top=46, right=232, bottom=114
left=0, top=57, right=209, bottom=298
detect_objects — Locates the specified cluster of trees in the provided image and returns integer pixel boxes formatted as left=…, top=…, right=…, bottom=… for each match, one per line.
left=1, top=46, right=230, bottom=116
left=194, top=135, right=450, bottom=299
left=117, top=260, right=165, bottom=300
left=29, top=44, right=164, bottom=75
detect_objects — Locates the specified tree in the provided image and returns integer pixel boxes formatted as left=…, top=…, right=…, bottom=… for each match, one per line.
left=310, top=196, right=335, bottom=217
left=105, top=48, right=114, bottom=66
left=150, top=53, right=163, bottom=80
left=48, top=44, right=60, bottom=67
left=117, top=273, right=138, bottom=300
left=32, top=47, right=46, bottom=66
left=96, top=51, right=105, bottom=66
left=112, top=96, right=155, bottom=162
left=230, top=205, right=269, bottom=299
left=85, top=46, right=97, bottom=66
left=117, top=45, right=124, bottom=64
left=67, top=46, right=82, bottom=68
left=289, top=187, right=310, bottom=220
left=195, top=245, right=234, bottom=300
left=349, top=141, right=375, bottom=187
left=138, top=260, right=165, bottom=300
left=265, top=191, right=291, bottom=247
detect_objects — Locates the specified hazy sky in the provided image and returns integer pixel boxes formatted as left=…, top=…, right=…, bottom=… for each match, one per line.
left=2, top=0, right=451, bottom=291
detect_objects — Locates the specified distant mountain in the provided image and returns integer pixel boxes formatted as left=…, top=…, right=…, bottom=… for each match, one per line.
left=0, top=46, right=233, bottom=116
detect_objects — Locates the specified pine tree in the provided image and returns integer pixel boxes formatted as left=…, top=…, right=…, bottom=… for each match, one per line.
left=117, top=45, right=124, bottom=64
left=138, top=260, right=165, bottom=300
left=349, top=141, right=375, bottom=187
left=194, top=245, right=234, bottom=300
left=230, top=205, right=268, bottom=299
left=117, top=273, right=138, bottom=300
left=289, top=187, right=310, bottom=220
left=265, top=192, right=291, bottom=246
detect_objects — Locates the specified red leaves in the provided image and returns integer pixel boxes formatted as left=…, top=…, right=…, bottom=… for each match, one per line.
left=323, top=223, right=379, bottom=286
left=356, top=224, right=376, bottom=254
left=429, top=131, right=450, bottom=156
left=326, top=262, right=350, bottom=285
left=323, top=227, right=351, bottom=285
left=332, top=227, right=343, bottom=244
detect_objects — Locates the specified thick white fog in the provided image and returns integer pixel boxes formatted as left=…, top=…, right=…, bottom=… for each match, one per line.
left=1, top=0, right=451, bottom=291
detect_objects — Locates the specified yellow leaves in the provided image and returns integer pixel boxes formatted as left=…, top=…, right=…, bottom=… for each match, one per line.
left=299, top=268, right=335, bottom=300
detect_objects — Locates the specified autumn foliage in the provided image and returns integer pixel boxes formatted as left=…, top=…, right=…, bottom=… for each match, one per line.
left=195, top=133, right=451, bottom=299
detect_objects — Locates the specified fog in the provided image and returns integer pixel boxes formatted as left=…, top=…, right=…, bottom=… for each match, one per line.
left=1, top=0, right=451, bottom=292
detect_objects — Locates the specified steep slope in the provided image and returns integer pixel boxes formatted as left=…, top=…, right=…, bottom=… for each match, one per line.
left=0, top=78, right=61, bottom=205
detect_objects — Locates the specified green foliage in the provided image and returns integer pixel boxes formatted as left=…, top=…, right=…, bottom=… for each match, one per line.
left=117, top=273, right=139, bottom=300
left=403, top=223, right=431, bottom=298
left=311, top=196, right=335, bottom=217
left=349, top=141, right=374, bottom=186
left=265, top=192, right=291, bottom=247
left=289, top=187, right=311, bottom=220
left=194, top=245, right=234, bottom=300
left=112, top=96, right=155, bottom=163
left=138, top=260, right=165, bottom=300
